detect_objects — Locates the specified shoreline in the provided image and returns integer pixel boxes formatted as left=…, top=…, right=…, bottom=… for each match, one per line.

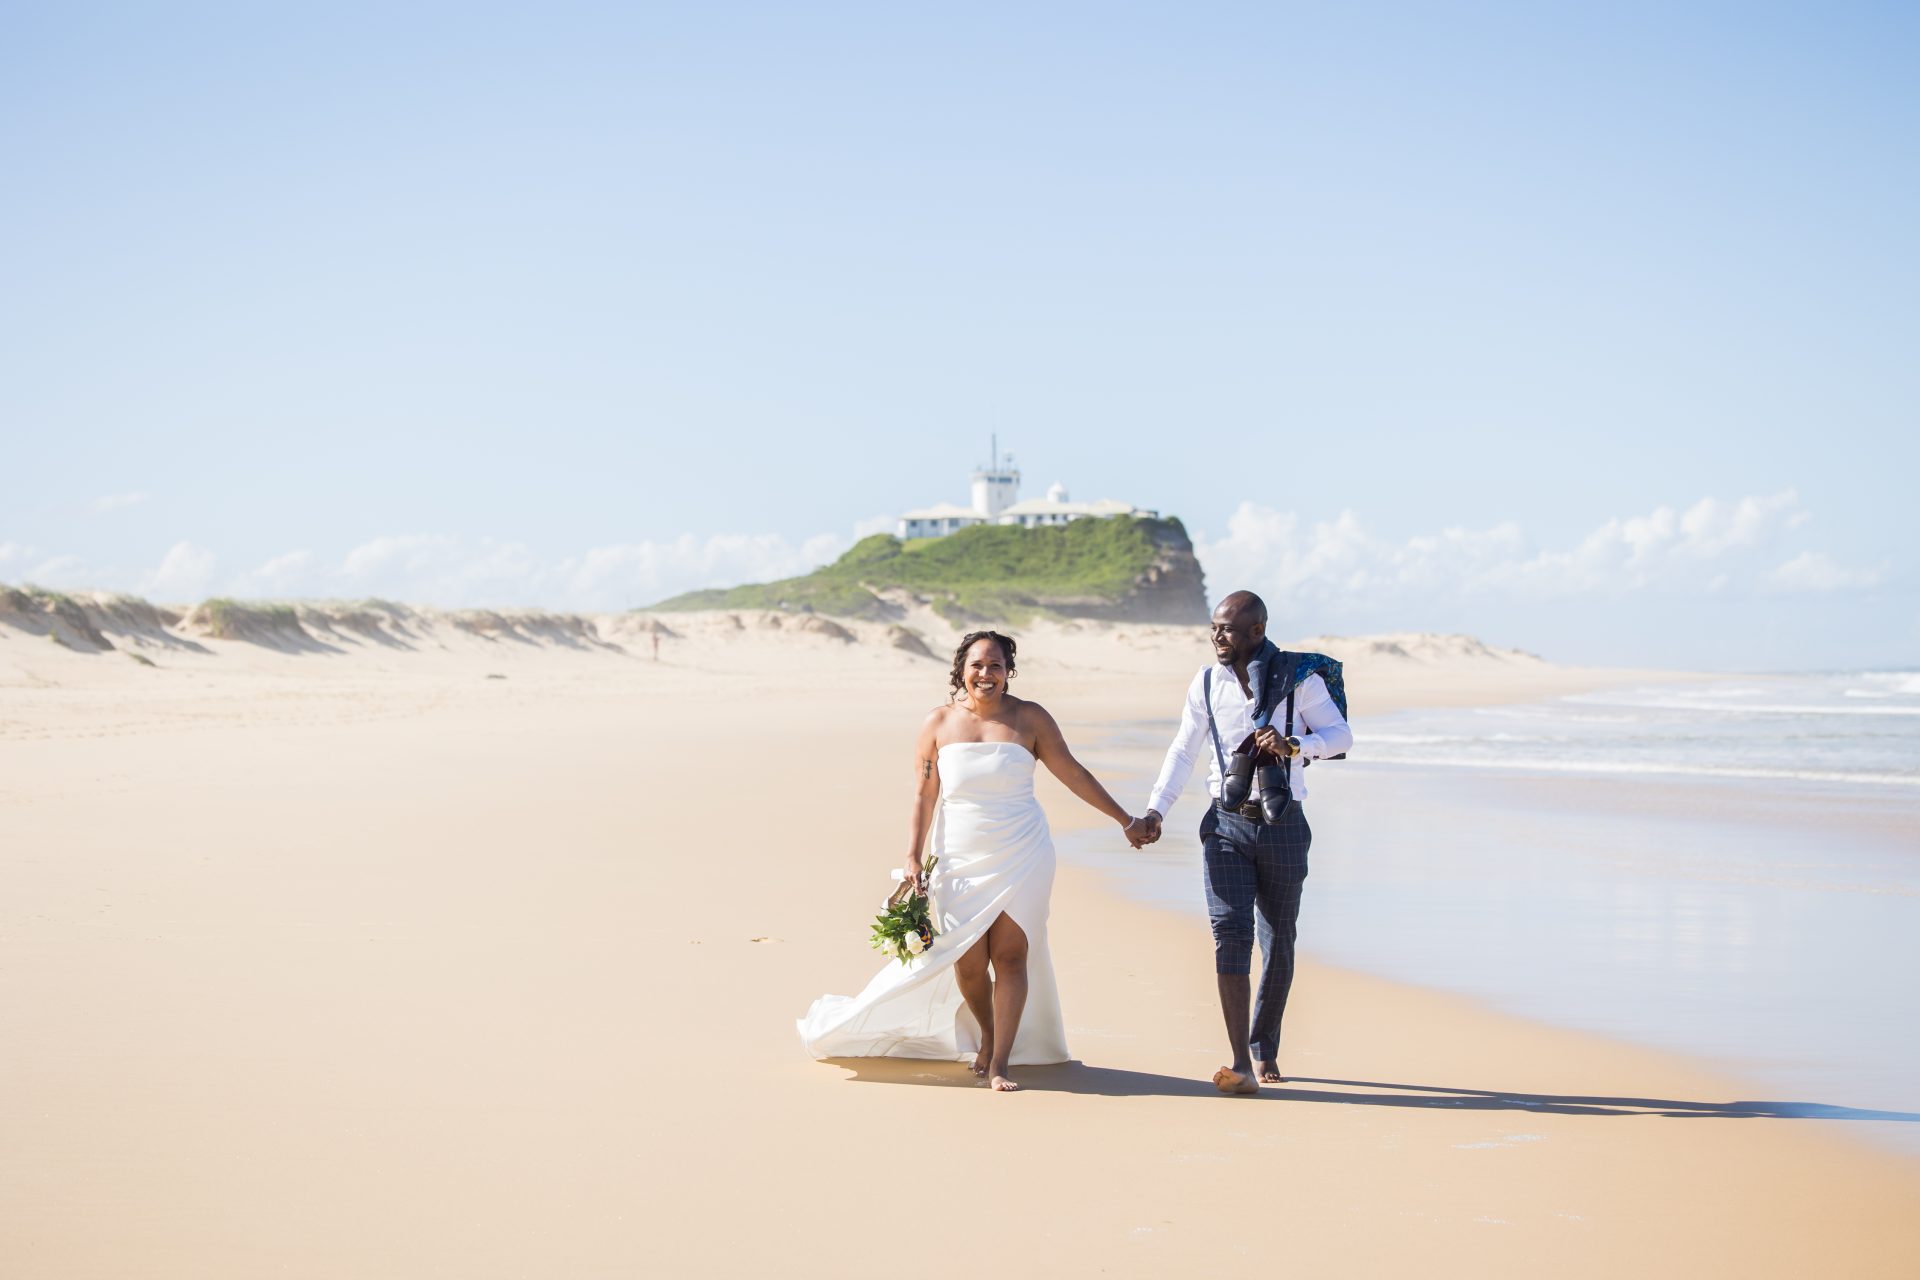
left=1055, top=693, right=1920, bottom=1161
left=1054, top=838, right=1920, bottom=1153
left=1043, top=861, right=1920, bottom=1143
left=4, top=622, right=1918, bottom=1276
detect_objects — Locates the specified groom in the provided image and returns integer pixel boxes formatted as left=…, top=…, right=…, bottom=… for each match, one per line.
left=1134, top=591, right=1353, bottom=1094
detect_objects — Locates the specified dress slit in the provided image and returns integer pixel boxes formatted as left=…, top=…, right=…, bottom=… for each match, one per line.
left=797, top=741, right=1068, bottom=1066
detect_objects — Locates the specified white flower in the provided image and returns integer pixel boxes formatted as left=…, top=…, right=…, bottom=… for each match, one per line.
left=904, top=932, right=925, bottom=955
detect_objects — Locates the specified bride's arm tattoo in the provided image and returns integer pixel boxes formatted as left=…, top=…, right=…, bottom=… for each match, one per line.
left=909, top=715, right=942, bottom=873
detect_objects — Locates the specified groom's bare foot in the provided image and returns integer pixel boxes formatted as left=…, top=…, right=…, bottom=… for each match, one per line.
left=1212, top=1065, right=1260, bottom=1096
left=988, top=1072, right=1021, bottom=1092
left=1259, top=1060, right=1284, bottom=1083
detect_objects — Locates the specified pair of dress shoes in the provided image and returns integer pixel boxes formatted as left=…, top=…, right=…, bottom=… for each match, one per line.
left=1220, top=741, right=1291, bottom=823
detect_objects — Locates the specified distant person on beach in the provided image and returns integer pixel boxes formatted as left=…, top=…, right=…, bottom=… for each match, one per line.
left=1135, top=591, right=1353, bottom=1094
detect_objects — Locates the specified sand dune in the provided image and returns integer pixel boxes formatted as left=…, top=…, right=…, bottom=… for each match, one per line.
left=1298, top=630, right=1545, bottom=664
left=0, top=586, right=204, bottom=655
left=0, top=588, right=929, bottom=665
left=1, top=583, right=1691, bottom=754
left=2, top=584, right=1558, bottom=675
left=2, top=583, right=1680, bottom=732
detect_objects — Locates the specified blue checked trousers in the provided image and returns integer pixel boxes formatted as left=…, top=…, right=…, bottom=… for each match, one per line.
left=1201, top=801, right=1311, bottom=1064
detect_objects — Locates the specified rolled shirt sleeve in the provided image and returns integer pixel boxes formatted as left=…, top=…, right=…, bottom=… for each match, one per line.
left=1292, top=673, right=1352, bottom=760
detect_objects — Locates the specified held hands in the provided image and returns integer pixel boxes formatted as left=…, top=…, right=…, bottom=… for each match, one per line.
left=1123, top=809, right=1164, bottom=849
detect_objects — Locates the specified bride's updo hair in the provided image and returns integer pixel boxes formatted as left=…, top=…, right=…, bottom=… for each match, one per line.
left=948, top=630, right=1017, bottom=698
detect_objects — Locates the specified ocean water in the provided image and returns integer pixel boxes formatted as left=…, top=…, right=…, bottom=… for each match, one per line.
left=1365, top=670, right=1920, bottom=789
left=1062, top=671, right=1920, bottom=1155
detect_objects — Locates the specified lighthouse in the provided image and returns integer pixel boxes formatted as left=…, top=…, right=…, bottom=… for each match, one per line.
left=895, top=440, right=1153, bottom=539
left=969, top=435, right=1020, bottom=520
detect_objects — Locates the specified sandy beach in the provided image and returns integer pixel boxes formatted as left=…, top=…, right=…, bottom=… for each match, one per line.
left=3, top=610, right=1917, bottom=1277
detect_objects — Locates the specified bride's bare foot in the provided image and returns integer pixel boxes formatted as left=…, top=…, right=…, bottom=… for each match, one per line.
left=971, top=1044, right=992, bottom=1077
left=989, top=1072, right=1021, bottom=1092
left=1259, top=1060, right=1284, bottom=1083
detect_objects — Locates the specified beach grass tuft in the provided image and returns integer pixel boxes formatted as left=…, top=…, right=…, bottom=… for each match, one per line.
left=197, top=598, right=303, bottom=639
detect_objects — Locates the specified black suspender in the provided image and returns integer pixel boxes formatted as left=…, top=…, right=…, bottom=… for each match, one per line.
left=1204, top=665, right=1301, bottom=795
left=1281, top=684, right=1297, bottom=790
left=1203, top=667, right=1227, bottom=779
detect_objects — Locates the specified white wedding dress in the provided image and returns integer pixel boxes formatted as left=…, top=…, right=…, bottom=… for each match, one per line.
left=796, top=741, right=1069, bottom=1065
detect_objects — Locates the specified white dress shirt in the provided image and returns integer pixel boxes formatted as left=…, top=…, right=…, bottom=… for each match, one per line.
left=1147, top=665, right=1353, bottom=817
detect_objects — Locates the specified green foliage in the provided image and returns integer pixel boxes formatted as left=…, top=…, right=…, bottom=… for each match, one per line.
left=870, top=857, right=940, bottom=964
left=649, top=516, right=1174, bottom=621
left=198, top=598, right=301, bottom=638
left=927, top=596, right=976, bottom=627
left=20, top=584, right=75, bottom=606
left=650, top=576, right=888, bottom=618
left=838, top=533, right=903, bottom=566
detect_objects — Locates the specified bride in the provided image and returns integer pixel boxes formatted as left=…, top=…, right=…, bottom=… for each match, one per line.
left=797, top=630, right=1143, bottom=1091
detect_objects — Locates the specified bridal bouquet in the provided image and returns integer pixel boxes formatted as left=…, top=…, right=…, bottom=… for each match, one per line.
left=871, top=856, right=938, bottom=964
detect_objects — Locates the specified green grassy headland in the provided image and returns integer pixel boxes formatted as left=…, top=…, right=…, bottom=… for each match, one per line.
left=649, top=515, right=1203, bottom=623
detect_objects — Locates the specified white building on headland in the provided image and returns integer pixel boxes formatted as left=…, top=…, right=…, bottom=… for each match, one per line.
left=895, top=440, right=1158, bottom=539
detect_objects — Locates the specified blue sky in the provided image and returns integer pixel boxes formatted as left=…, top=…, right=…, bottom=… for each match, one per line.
left=2, top=2, right=1913, bottom=669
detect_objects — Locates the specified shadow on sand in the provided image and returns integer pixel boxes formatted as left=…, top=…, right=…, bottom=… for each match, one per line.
left=821, top=1060, right=1920, bottom=1123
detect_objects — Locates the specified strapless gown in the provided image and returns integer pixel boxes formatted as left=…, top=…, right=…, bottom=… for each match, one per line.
left=796, top=741, right=1069, bottom=1065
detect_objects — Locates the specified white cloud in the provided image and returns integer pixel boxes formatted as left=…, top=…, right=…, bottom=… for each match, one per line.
left=231, top=550, right=317, bottom=596
left=851, top=512, right=898, bottom=539
left=143, top=542, right=216, bottom=600
left=329, top=535, right=552, bottom=605
left=90, top=492, right=148, bottom=514
left=548, top=530, right=852, bottom=610
left=17, top=498, right=1880, bottom=618
left=172, top=527, right=865, bottom=610
left=32, top=554, right=92, bottom=583
left=1767, top=551, right=1884, bottom=593
left=3, top=524, right=862, bottom=608
left=1194, top=491, right=1875, bottom=610
left=338, top=533, right=461, bottom=581
left=1673, top=491, right=1801, bottom=558
left=1, top=542, right=95, bottom=588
